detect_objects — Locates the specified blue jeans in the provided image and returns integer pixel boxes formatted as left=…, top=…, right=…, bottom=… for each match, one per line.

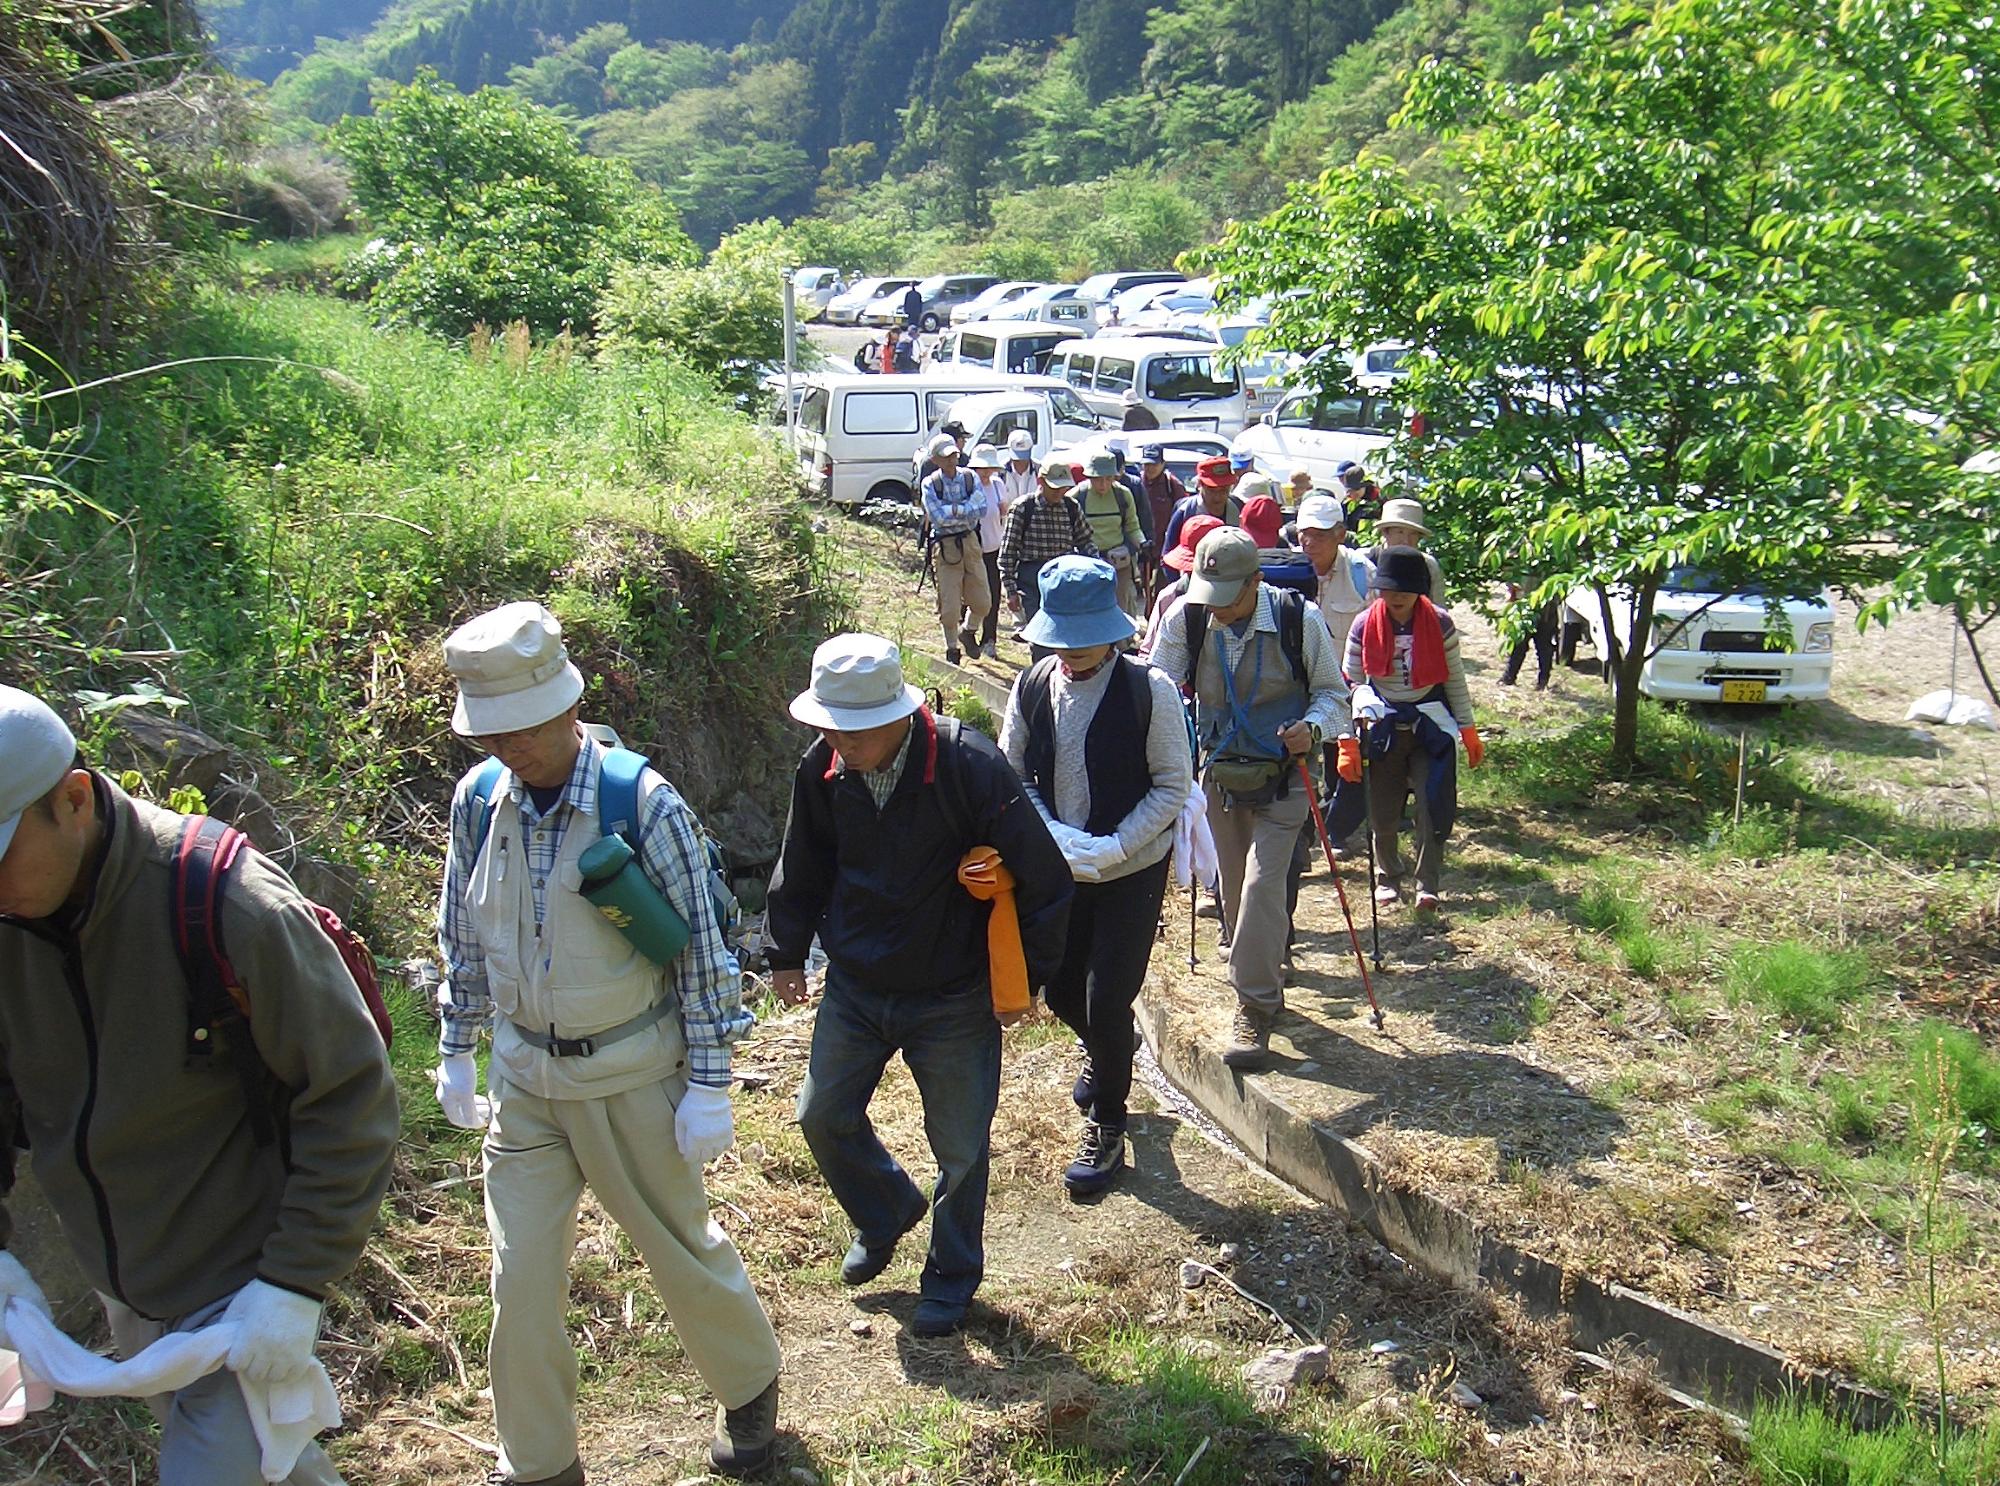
left=797, top=978, right=1002, bottom=1309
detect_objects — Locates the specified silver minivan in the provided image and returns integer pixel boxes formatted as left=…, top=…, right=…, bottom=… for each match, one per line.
left=796, top=369, right=1052, bottom=505
left=1046, top=335, right=1249, bottom=435
left=928, top=322, right=1086, bottom=376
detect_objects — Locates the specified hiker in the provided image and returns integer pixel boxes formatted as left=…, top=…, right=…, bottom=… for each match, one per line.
left=1073, top=450, right=1150, bottom=618
left=1345, top=550, right=1483, bottom=912
left=969, top=442, right=1009, bottom=656
left=1148, top=530, right=1350, bottom=1070
left=433, top=603, right=782, bottom=1483
left=0, top=685, right=399, bottom=1486
left=1336, top=460, right=1382, bottom=527
left=1158, top=456, right=1243, bottom=562
left=1286, top=468, right=1314, bottom=509
left=998, top=558, right=1191, bottom=1196
left=853, top=338, right=878, bottom=375
left=879, top=325, right=902, bottom=376
left=1120, top=388, right=1161, bottom=431
left=901, top=282, right=924, bottom=330
left=999, top=454, right=1098, bottom=648
left=1366, top=497, right=1445, bottom=599
left=766, top=635, right=1071, bottom=1336
left=1139, top=512, right=1225, bottom=656
left=1137, top=444, right=1187, bottom=563
left=1499, top=582, right=1561, bottom=690
left=917, top=419, right=970, bottom=482
left=921, top=434, right=992, bottom=664
left=1245, top=491, right=1319, bottom=604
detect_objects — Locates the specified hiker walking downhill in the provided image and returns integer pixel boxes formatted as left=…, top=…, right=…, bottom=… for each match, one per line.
left=1158, top=457, right=1243, bottom=568
left=1137, top=445, right=1187, bottom=571
left=1073, top=451, right=1150, bottom=619
left=0, top=686, right=399, bottom=1486
left=1344, top=550, right=1484, bottom=913
left=434, top=602, right=783, bottom=1483
left=766, top=635, right=1071, bottom=1337
left=999, top=558, right=1192, bottom=1197
left=921, top=435, right=993, bottom=664
left=1149, top=530, right=1350, bottom=1071
left=1365, top=497, right=1445, bottom=600
left=970, top=442, right=1010, bottom=656
left=999, top=454, right=1098, bottom=652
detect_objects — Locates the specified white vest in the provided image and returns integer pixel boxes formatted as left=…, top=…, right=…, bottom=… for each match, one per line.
left=467, top=768, right=686, bottom=1101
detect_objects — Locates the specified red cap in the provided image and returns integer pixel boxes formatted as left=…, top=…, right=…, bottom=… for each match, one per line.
left=1195, top=456, right=1237, bottom=490
left=1241, top=495, right=1284, bottom=548
left=1164, top=514, right=1226, bottom=572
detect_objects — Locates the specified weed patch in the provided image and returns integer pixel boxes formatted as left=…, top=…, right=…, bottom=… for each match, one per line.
left=1747, top=1396, right=2000, bottom=1485
left=1725, top=940, right=1874, bottom=1032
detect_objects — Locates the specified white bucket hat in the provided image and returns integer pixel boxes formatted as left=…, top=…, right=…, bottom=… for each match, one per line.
left=1295, top=493, right=1347, bottom=531
left=789, top=634, right=925, bottom=732
left=445, top=601, right=586, bottom=738
left=1376, top=497, right=1430, bottom=537
left=0, top=687, right=77, bottom=863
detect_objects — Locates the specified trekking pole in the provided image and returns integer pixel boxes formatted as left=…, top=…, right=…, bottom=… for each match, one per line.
left=1360, top=720, right=1381, bottom=972
left=1186, top=878, right=1198, bottom=969
left=1297, top=756, right=1385, bottom=1030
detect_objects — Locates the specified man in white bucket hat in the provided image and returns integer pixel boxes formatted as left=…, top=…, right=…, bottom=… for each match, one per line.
left=0, top=685, right=397, bottom=1485
left=435, top=602, right=782, bottom=1483
left=764, top=635, right=1070, bottom=1339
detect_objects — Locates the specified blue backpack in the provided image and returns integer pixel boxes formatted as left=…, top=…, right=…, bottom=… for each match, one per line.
left=466, top=746, right=740, bottom=949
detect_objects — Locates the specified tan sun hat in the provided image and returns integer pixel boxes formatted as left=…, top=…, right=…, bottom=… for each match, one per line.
left=445, top=602, right=586, bottom=738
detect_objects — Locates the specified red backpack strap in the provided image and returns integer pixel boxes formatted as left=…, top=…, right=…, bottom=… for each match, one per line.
left=171, top=817, right=277, bottom=1148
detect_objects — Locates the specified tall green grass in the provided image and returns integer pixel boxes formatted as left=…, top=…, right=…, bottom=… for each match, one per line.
left=1748, top=1396, right=2000, bottom=1485
left=1725, top=940, right=1874, bottom=1032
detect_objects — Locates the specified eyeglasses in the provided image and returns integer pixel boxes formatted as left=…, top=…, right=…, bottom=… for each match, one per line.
left=472, top=716, right=566, bottom=750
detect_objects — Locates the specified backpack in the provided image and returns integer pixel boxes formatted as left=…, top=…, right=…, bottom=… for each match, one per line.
left=1181, top=586, right=1311, bottom=692
left=467, top=748, right=740, bottom=951
left=894, top=339, right=919, bottom=372
left=854, top=341, right=877, bottom=373
left=170, top=817, right=393, bottom=1150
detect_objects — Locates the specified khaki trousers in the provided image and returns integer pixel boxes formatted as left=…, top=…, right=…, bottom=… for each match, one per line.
left=1205, top=778, right=1309, bottom=1016
left=934, top=532, right=990, bottom=646
left=484, top=1072, right=781, bottom=1481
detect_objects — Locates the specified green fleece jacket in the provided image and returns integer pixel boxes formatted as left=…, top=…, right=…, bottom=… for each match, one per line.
left=0, top=776, right=398, bottom=1321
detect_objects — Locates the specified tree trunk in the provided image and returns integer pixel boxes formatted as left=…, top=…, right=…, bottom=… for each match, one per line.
left=1609, top=575, right=1664, bottom=774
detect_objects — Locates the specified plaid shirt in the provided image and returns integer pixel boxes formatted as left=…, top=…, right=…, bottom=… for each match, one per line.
left=436, top=734, right=750, bottom=1087
left=998, top=492, right=1097, bottom=600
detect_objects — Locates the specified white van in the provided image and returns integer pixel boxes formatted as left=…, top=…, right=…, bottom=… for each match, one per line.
left=1047, top=335, right=1250, bottom=436
left=928, top=322, right=1086, bottom=376
left=797, top=369, right=1056, bottom=505
left=915, top=383, right=1103, bottom=481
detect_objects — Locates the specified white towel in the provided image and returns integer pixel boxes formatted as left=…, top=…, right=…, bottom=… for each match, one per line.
left=1171, top=785, right=1218, bottom=891
left=1415, top=701, right=1462, bottom=744
left=0, top=1297, right=341, bottom=1481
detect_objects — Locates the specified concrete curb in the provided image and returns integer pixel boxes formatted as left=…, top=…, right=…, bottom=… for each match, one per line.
left=910, top=648, right=1014, bottom=718
left=1134, top=992, right=1901, bottom=1430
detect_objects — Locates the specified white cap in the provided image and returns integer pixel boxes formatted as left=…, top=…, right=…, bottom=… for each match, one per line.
left=1007, top=429, right=1034, bottom=456
left=1295, top=493, right=1346, bottom=531
left=0, top=687, right=79, bottom=863
left=928, top=433, right=960, bottom=460
left=444, top=602, right=586, bottom=738
left=969, top=443, right=1003, bottom=470
left=789, top=634, right=925, bottom=732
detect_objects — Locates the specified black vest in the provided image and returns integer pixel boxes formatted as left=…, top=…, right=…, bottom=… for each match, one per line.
left=1019, top=654, right=1154, bottom=837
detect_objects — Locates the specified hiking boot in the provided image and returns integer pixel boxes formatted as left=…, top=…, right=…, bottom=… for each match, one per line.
left=841, top=1196, right=927, bottom=1286
left=488, top=1463, right=584, bottom=1486
left=1071, top=1053, right=1096, bottom=1114
left=709, top=1376, right=779, bottom=1477
left=959, top=626, right=979, bottom=657
left=945, top=648, right=962, bottom=666
left=1415, top=891, right=1442, bottom=913
left=1222, top=1006, right=1273, bottom=1071
left=1063, top=1119, right=1127, bottom=1197
left=910, top=1298, right=969, bottom=1337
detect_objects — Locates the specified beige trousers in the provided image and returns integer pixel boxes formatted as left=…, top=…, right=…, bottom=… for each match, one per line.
left=483, top=1072, right=781, bottom=1481
left=934, top=531, right=990, bottom=647
left=1205, top=778, right=1309, bottom=1016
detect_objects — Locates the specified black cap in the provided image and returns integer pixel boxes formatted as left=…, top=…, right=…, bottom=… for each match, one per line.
left=1373, top=547, right=1432, bottom=597
left=942, top=420, right=968, bottom=436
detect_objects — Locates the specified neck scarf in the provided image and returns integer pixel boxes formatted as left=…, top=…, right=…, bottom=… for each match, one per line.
left=1360, top=596, right=1447, bottom=687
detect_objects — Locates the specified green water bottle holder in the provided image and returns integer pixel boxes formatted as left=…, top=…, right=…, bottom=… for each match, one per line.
left=576, top=833, right=691, bottom=967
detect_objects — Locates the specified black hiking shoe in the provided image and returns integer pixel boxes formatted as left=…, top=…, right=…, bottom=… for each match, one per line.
left=1072, top=1053, right=1096, bottom=1114
left=709, top=1376, right=779, bottom=1477
left=946, top=648, right=962, bottom=666
left=488, top=1462, right=584, bottom=1486
left=1063, top=1119, right=1127, bottom=1197
left=840, top=1195, right=927, bottom=1286
left=1222, top=1006, right=1273, bottom=1071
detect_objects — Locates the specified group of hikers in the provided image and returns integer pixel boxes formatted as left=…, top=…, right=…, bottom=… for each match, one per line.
left=0, top=439, right=1497, bottom=1484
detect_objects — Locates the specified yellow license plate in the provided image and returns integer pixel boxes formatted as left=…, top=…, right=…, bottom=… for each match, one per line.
left=1719, top=680, right=1768, bottom=703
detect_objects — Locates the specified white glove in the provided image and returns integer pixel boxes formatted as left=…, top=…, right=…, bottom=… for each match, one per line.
left=1352, top=684, right=1388, bottom=725
left=675, top=1083, right=735, bottom=1164
left=222, top=1280, right=323, bottom=1386
left=1073, top=834, right=1126, bottom=876
left=434, top=1051, right=490, bottom=1130
left=0, top=1252, right=50, bottom=1349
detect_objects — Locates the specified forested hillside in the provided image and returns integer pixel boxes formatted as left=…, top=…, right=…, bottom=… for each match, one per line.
left=242, top=0, right=1546, bottom=251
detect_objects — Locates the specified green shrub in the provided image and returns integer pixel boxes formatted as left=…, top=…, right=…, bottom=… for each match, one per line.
left=1725, top=940, right=1873, bottom=1031
left=1823, top=1076, right=1883, bottom=1145
left=1911, top=1020, right=2000, bottom=1161
left=1576, top=878, right=1645, bottom=937
left=1747, top=1395, right=2000, bottom=1485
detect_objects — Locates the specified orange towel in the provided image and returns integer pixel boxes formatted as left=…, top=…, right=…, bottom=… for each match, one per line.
left=957, top=846, right=1028, bottom=1017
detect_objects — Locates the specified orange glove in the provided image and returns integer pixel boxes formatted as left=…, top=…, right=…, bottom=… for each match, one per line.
left=957, top=847, right=1028, bottom=1018
left=1461, top=726, right=1485, bottom=768
left=1337, top=736, right=1362, bottom=783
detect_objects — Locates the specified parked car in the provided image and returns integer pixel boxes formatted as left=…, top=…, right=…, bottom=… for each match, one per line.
left=791, top=266, right=847, bottom=320
left=950, top=280, right=1044, bottom=326
left=927, top=321, right=1087, bottom=376
left=987, top=284, right=1095, bottom=324
left=913, top=381, right=1103, bottom=486
left=1230, top=383, right=1405, bottom=486
left=867, top=273, right=1000, bottom=331
left=1562, top=568, right=1836, bottom=702
left=1075, top=271, right=1187, bottom=318
left=824, top=276, right=915, bottom=327
left=796, top=368, right=1065, bottom=505
left=1048, top=335, right=1249, bottom=435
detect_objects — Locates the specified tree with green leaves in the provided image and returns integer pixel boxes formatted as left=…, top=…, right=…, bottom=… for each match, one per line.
left=1209, top=0, right=1905, bottom=770
left=333, top=70, right=693, bottom=335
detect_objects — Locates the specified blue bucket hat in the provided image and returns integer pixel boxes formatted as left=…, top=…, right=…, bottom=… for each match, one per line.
left=1021, top=556, right=1137, bottom=650
left=1229, top=449, right=1255, bottom=472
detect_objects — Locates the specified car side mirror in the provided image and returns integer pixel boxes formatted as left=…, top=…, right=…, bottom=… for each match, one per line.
left=1262, top=412, right=1276, bottom=426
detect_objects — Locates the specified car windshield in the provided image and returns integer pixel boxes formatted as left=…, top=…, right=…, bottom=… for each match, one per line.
left=1049, top=386, right=1096, bottom=426
left=1146, top=355, right=1238, bottom=401
left=799, top=386, right=829, bottom=436
left=1661, top=566, right=1784, bottom=598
